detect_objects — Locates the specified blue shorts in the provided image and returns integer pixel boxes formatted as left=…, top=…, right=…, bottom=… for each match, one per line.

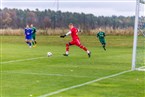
left=25, top=36, right=32, bottom=40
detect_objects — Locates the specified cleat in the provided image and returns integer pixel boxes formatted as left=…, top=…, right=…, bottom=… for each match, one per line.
left=63, top=54, right=69, bottom=56
left=33, top=45, right=36, bottom=48
left=104, top=48, right=106, bottom=51
left=103, top=47, right=106, bottom=51
left=88, top=52, right=91, bottom=58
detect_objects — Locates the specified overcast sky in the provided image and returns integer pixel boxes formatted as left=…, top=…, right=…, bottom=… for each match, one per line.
left=0, top=0, right=144, bottom=16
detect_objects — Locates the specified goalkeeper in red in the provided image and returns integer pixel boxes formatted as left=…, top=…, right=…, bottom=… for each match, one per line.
left=60, top=23, right=91, bottom=58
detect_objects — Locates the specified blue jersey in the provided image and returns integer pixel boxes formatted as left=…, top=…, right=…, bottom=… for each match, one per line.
left=25, top=28, right=32, bottom=40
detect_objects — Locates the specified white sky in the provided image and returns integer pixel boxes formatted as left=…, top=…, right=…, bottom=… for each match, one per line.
left=0, top=0, right=144, bottom=16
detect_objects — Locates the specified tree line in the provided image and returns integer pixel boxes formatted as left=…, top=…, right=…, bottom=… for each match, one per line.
left=0, top=8, right=135, bottom=31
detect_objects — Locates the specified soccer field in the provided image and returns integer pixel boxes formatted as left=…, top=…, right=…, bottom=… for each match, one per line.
left=0, top=36, right=144, bottom=97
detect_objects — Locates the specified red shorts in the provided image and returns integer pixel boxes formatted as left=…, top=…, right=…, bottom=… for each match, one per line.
left=69, top=39, right=81, bottom=46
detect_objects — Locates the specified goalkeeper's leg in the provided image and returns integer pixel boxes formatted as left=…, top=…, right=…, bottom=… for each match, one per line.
left=64, top=42, right=73, bottom=56
left=65, top=43, right=70, bottom=55
left=75, top=39, right=91, bottom=58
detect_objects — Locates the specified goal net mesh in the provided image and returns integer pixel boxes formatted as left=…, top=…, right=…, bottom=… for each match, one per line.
left=136, top=0, right=145, bottom=71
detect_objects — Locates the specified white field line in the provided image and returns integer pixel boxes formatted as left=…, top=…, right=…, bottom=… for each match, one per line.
left=38, top=70, right=132, bottom=97
left=1, top=57, right=47, bottom=64
left=2, top=71, right=93, bottom=78
left=136, top=66, right=145, bottom=71
left=138, top=66, right=145, bottom=69
left=2, top=0, right=136, bottom=3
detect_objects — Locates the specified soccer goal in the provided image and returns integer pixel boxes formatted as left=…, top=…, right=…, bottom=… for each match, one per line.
left=132, top=0, right=145, bottom=71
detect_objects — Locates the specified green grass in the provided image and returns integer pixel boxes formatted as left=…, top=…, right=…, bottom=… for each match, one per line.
left=0, top=36, right=144, bottom=97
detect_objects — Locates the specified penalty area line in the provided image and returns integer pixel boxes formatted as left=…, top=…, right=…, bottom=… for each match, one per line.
left=2, top=71, right=93, bottom=78
left=1, top=57, right=47, bottom=64
left=38, top=70, right=132, bottom=97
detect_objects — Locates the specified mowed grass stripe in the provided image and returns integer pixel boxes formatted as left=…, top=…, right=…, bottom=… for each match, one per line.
left=1, top=56, right=46, bottom=64
left=38, top=70, right=132, bottom=97
left=2, top=36, right=144, bottom=97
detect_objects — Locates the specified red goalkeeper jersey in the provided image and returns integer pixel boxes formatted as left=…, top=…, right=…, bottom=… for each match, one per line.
left=70, top=27, right=79, bottom=40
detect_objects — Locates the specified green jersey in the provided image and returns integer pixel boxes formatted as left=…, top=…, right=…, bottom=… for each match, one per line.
left=97, top=31, right=106, bottom=44
left=31, top=27, right=37, bottom=36
left=31, top=27, right=37, bottom=40
left=97, top=31, right=105, bottom=39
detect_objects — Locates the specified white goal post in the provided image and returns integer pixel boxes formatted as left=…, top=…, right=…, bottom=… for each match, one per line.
left=132, top=0, right=145, bottom=71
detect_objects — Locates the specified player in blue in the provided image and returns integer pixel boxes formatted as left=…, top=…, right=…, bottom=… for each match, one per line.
left=24, top=25, right=33, bottom=48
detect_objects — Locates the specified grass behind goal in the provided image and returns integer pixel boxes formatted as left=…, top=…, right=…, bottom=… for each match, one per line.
left=136, top=35, right=145, bottom=71
left=135, top=1, right=145, bottom=71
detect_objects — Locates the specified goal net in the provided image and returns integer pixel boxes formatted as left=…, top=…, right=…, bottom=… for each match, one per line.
left=132, top=0, right=145, bottom=71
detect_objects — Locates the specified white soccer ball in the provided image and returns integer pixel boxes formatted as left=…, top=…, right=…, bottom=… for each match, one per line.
left=47, top=52, right=52, bottom=57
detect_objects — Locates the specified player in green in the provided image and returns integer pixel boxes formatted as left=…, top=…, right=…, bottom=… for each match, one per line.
left=97, top=28, right=106, bottom=51
left=30, top=24, right=37, bottom=47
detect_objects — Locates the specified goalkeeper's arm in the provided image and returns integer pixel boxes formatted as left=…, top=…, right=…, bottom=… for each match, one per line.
left=60, top=31, right=71, bottom=38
